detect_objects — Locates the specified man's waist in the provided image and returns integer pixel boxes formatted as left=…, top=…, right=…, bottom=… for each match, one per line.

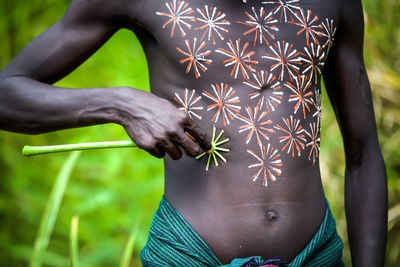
left=163, top=191, right=328, bottom=263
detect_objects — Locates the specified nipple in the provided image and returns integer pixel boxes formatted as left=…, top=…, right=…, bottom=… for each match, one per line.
left=264, top=209, right=279, bottom=222
left=261, top=84, right=269, bottom=91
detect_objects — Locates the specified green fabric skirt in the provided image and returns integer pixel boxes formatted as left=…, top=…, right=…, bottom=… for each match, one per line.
left=140, top=197, right=344, bottom=267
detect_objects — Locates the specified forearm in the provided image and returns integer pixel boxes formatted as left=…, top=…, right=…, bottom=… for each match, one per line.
left=0, top=74, right=210, bottom=159
left=345, top=147, right=387, bottom=267
left=0, top=76, right=122, bottom=134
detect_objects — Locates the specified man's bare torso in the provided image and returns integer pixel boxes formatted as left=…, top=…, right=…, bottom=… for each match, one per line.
left=0, top=0, right=387, bottom=264
left=127, top=0, right=342, bottom=263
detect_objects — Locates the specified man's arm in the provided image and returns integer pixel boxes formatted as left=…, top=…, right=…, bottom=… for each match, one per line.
left=323, top=0, right=387, bottom=266
left=0, top=0, right=210, bottom=159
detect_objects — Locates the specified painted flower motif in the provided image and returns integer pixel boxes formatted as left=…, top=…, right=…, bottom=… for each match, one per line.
left=301, top=43, right=325, bottom=84
left=244, top=70, right=282, bottom=113
left=195, top=5, right=230, bottom=45
left=285, top=74, right=314, bottom=118
left=262, top=0, right=301, bottom=23
left=247, top=143, right=282, bottom=186
left=320, top=18, right=337, bottom=51
left=202, top=83, right=241, bottom=126
left=274, top=115, right=306, bottom=157
left=263, top=41, right=302, bottom=81
left=237, top=7, right=279, bottom=46
left=290, top=8, right=323, bottom=46
left=237, top=100, right=274, bottom=153
left=176, top=38, right=212, bottom=78
left=156, top=0, right=195, bottom=37
left=304, top=122, right=320, bottom=165
left=173, top=88, right=203, bottom=120
left=196, top=125, right=230, bottom=171
left=215, top=38, right=258, bottom=80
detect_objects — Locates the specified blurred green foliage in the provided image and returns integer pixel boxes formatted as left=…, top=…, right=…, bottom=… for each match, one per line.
left=0, top=0, right=399, bottom=266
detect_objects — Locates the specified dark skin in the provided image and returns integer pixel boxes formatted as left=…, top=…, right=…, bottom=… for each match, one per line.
left=0, top=0, right=387, bottom=265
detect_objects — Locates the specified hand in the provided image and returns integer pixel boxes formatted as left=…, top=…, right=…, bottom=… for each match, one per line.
left=114, top=87, right=211, bottom=160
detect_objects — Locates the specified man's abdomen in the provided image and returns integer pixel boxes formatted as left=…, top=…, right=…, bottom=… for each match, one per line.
left=163, top=107, right=327, bottom=263
left=163, top=145, right=327, bottom=263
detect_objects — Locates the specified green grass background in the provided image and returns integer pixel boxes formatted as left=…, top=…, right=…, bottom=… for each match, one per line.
left=0, top=0, right=399, bottom=266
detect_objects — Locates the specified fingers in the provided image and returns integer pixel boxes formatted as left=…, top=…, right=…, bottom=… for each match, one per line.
left=183, top=119, right=212, bottom=152
left=184, top=131, right=196, bottom=142
left=136, top=138, right=182, bottom=160
left=157, top=140, right=182, bottom=160
left=146, top=146, right=166, bottom=159
left=147, top=129, right=205, bottom=160
left=173, top=130, right=202, bottom=157
left=124, top=128, right=166, bottom=159
left=124, top=112, right=210, bottom=160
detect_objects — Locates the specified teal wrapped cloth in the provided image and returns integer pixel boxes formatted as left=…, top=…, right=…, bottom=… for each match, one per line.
left=140, top=197, right=344, bottom=267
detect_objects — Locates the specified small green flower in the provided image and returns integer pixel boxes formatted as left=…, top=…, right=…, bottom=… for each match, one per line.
left=196, top=125, right=230, bottom=171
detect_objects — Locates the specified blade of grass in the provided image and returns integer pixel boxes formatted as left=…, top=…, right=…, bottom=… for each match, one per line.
left=70, top=215, right=80, bottom=267
left=30, top=151, right=81, bottom=267
left=2, top=244, right=70, bottom=266
left=23, top=141, right=137, bottom=156
left=119, top=221, right=140, bottom=267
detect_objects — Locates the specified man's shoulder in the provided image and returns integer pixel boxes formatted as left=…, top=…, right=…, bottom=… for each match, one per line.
left=64, top=0, right=145, bottom=28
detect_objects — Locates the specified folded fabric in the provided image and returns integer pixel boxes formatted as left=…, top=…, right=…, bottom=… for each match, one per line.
left=140, top=196, right=344, bottom=267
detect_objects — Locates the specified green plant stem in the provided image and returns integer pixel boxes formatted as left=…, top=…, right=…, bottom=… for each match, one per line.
left=22, top=141, right=137, bottom=156
left=30, top=151, right=81, bottom=267
left=119, top=221, right=140, bottom=267
left=70, top=215, right=80, bottom=267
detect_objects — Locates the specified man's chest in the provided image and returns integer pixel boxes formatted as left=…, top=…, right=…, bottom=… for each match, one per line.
left=131, top=0, right=343, bottom=182
left=136, top=0, right=341, bottom=82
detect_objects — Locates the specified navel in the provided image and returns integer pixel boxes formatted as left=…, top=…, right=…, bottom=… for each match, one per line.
left=264, top=209, right=279, bottom=222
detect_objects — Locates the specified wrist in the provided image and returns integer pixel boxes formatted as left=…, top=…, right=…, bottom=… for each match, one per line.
left=76, top=86, right=127, bottom=126
left=109, top=86, right=166, bottom=127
